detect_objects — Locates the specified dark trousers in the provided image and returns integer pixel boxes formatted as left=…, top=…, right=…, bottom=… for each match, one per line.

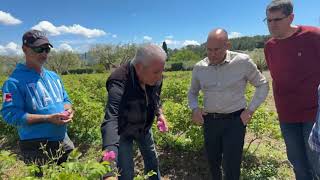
left=203, top=110, right=246, bottom=180
left=19, top=134, right=74, bottom=166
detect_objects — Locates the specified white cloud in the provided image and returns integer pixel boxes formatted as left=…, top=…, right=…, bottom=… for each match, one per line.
left=229, top=32, right=242, bottom=39
left=143, top=36, right=152, bottom=41
left=58, top=43, right=73, bottom=52
left=32, top=21, right=60, bottom=35
left=164, top=39, right=201, bottom=49
left=0, top=42, right=23, bottom=56
left=32, top=21, right=107, bottom=38
left=112, top=34, right=117, bottom=38
left=165, top=35, right=174, bottom=39
left=183, top=40, right=200, bottom=46
left=0, top=11, right=22, bottom=25
left=58, top=39, right=97, bottom=45
left=164, top=39, right=180, bottom=45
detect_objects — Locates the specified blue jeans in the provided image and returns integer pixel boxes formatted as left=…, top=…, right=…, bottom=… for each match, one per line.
left=118, top=130, right=161, bottom=180
left=280, top=122, right=320, bottom=180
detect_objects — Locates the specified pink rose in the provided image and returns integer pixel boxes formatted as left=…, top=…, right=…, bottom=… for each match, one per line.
left=103, top=151, right=116, bottom=161
left=60, top=110, right=70, bottom=120
left=62, top=110, right=70, bottom=116
left=157, top=120, right=168, bottom=132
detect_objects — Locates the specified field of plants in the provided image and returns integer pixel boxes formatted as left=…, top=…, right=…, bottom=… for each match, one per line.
left=0, top=71, right=294, bottom=180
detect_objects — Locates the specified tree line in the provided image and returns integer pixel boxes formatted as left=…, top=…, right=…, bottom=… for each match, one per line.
left=0, top=35, right=270, bottom=75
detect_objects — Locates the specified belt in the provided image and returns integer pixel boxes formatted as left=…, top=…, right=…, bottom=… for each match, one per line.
left=206, top=109, right=244, bottom=119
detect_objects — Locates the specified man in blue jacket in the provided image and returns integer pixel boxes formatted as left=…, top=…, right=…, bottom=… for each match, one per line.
left=1, top=30, right=74, bottom=166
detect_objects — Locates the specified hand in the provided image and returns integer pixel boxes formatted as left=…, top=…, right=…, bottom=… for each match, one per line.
left=240, top=109, right=254, bottom=125
left=65, top=109, right=74, bottom=120
left=157, top=114, right=169, bottom=132
left=47, top=113, right=72, bottom=125
left=191, top=108, right=207, bottom=126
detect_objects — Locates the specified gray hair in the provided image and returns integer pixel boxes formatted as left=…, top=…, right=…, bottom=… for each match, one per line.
left=266, top=0, right=293, bottom=16
left=131, top=44, right=167, bottom=67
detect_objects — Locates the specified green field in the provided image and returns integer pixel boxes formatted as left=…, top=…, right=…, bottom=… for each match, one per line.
left=0, top=71, right=294, bottom=180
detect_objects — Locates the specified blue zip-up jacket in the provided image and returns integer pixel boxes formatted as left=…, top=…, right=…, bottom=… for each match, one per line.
left=1, top=63, right=71, bottom=141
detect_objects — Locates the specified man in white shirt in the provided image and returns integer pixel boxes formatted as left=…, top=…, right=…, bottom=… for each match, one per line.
left=188, top=28, right=269, bottom=180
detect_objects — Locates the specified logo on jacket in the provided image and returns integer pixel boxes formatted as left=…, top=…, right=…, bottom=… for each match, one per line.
left=3, top=93, right=12, bottom=102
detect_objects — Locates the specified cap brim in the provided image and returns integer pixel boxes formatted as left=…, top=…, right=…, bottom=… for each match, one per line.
left=30, top=39, right=53, bottom=48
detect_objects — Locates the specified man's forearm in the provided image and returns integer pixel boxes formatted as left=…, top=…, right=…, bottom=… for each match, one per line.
left=188, top=91, right=199, bottom=110
left=248, top=83, right=269, bottom=111
left=26, top=113, right=49, bottom=124
left=101, top=118, right=120, bottom=150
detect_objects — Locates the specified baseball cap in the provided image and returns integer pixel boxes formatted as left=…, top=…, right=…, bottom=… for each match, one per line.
left=22, top=29, right=53, bottom=48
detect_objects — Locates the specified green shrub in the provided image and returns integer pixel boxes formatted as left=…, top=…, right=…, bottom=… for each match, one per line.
left=63, top=68, right=94, bottom=75
left=0, top=71, right=293, bottom=179
left=170, top=62, right=184, bottom=71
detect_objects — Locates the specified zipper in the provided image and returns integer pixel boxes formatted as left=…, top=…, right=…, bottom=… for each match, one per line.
left=142, top=86, right=148, bottom=131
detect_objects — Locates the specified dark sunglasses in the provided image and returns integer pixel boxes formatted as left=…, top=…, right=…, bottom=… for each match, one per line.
left=263, top=15, right=289, bottom=23
left=31, top=46, right=51, bottom=53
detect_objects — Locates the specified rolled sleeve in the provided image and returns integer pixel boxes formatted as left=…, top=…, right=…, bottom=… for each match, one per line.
left=246, top=58, right=269, bottom=111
